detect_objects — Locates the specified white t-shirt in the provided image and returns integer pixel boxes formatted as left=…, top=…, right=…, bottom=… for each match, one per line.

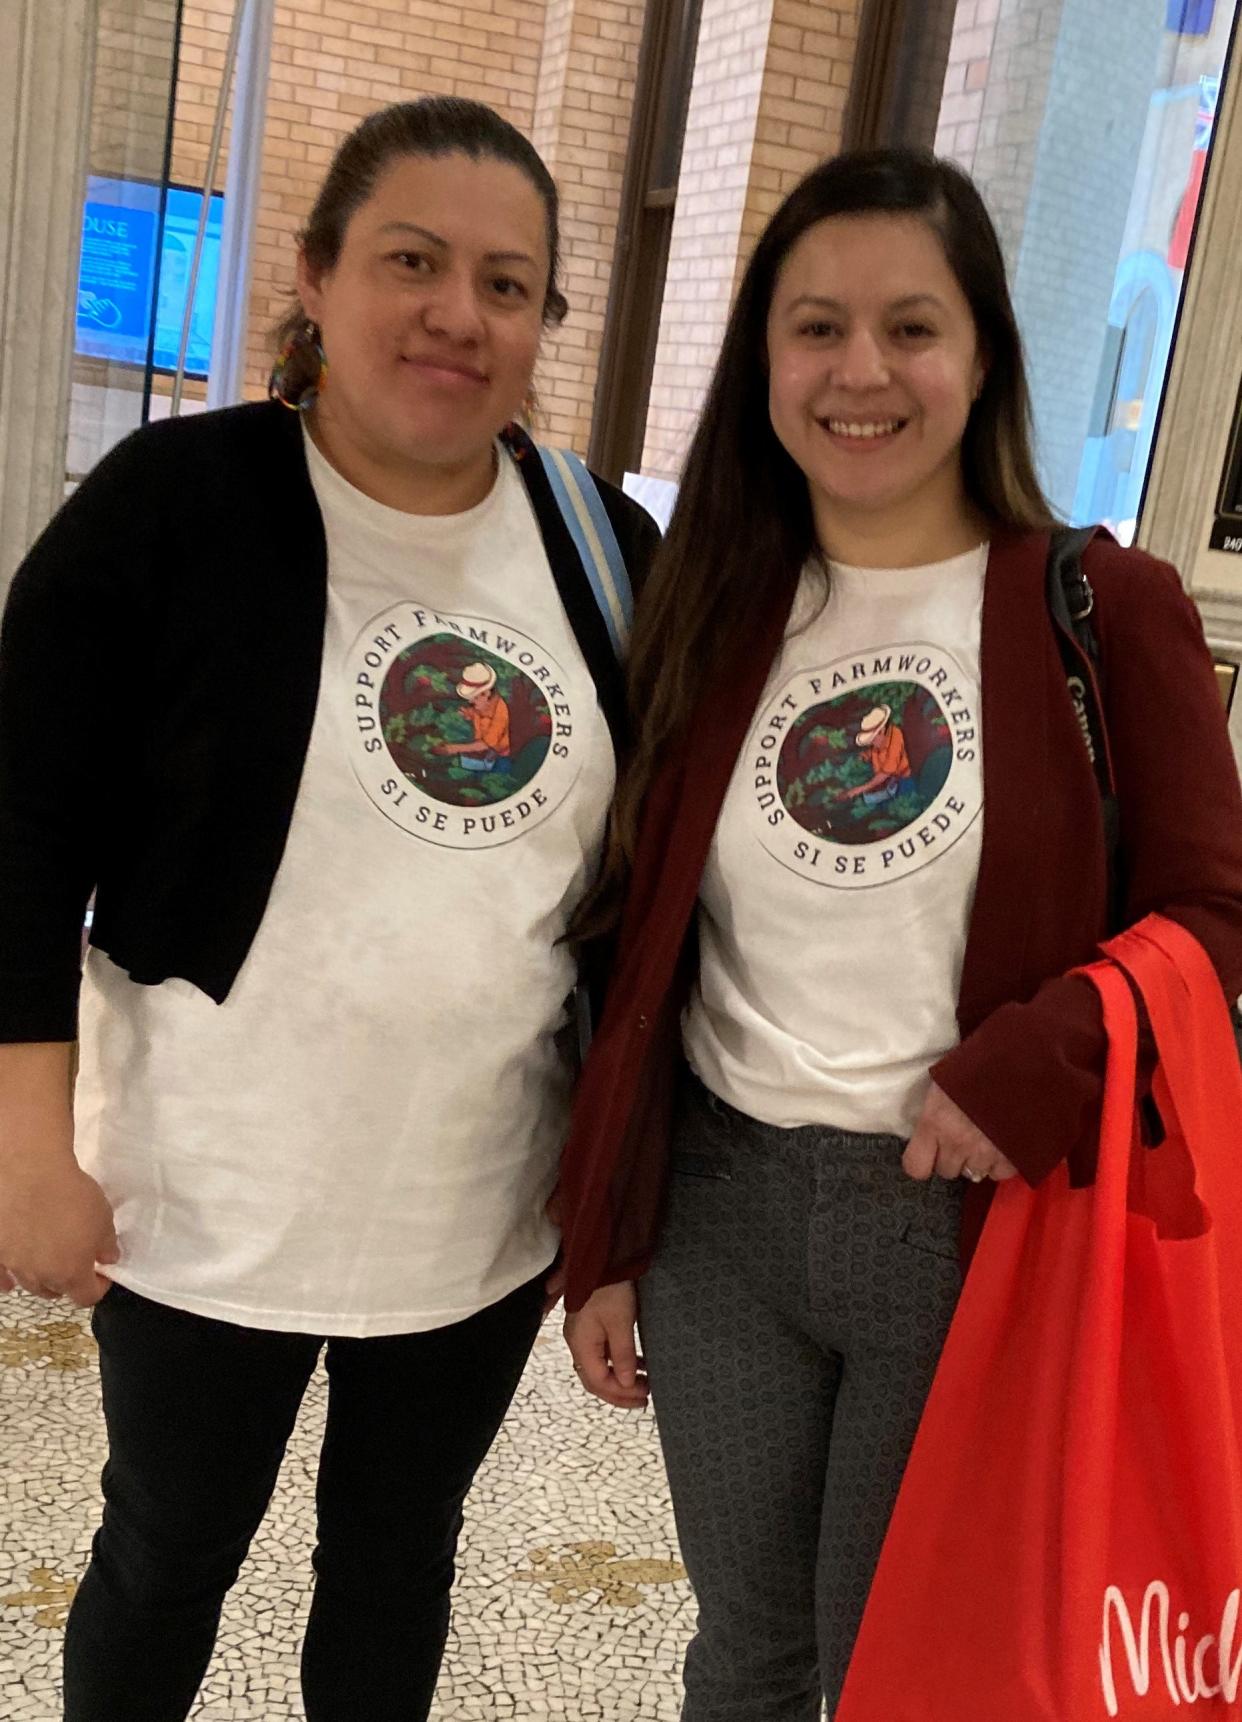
left=682, top=544, right=987, bottom=1136
left=74, top=434, right=616, bottom=1335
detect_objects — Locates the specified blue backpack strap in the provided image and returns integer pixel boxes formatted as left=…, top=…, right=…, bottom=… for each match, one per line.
left=536, top=445, right=633, bottom=660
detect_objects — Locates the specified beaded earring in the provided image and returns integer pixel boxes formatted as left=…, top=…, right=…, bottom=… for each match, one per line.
left=268, top=320, right=328, bottom=412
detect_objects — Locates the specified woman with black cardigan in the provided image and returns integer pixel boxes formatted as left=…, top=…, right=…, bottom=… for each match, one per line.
left=0, top=98, right=655, bottom=1722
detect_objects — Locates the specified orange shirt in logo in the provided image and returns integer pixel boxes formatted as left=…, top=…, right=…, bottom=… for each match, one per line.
left=868, top=725, right=910, bottom=779
left=467, top=693, right=511, bottom=756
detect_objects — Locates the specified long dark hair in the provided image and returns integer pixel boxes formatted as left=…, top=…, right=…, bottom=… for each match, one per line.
left=582, top=147, right=1053, bottom=933
left=273, top=98, right=569, bottom=401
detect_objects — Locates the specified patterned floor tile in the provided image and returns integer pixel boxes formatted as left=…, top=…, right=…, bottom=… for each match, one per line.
left=1, top=1292, right=694, bottom=1720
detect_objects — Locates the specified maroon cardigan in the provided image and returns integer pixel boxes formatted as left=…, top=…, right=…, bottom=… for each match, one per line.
left=557, top=529, right=1242, bottom=1313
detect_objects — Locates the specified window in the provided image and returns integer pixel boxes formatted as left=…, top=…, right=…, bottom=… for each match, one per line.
left=930, top=0, right=1241, bottom=539
left=587, top=0, right=704, bottom=484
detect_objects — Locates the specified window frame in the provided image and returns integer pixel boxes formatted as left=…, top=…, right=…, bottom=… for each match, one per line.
left=586, top=0, right=704, bottom=484
left=843, top=0, right=960, bottom=152
left=586, top=0, right=960, bottom=483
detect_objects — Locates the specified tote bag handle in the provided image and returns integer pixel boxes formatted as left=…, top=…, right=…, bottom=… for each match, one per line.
left=1095, top=916, right=1242, bottom=1212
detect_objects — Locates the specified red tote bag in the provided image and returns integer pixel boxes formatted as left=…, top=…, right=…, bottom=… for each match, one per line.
left=836, top=915, right=1242, bottom=1721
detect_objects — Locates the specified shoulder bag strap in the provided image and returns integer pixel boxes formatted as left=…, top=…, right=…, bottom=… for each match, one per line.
left=536, top=446, right=633, bottom=661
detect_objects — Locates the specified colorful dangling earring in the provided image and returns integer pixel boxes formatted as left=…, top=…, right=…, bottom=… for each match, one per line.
left=268, top=320, right=328, bottom=412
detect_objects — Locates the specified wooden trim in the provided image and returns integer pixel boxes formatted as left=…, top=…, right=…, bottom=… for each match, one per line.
left=587, top=0, right=703, bottom=483
left=844, top=0, right=902, bottom=150
left=843, top=0, right=958, bottom=153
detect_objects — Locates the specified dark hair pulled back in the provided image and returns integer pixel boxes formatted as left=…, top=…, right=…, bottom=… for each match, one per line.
left=273, top=97, right=568, bottom=401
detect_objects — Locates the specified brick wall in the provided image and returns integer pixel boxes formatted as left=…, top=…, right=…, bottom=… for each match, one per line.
left=933, top=0, right=1000, bottom=173
left=528, top=0, right=647, bottom=449
left=737, top=1, right=857, bottom=268
left=531, top=0, right=574, bottom=166
left=172, top=0, right=552, bottom=405
left=640, top=0, right=771, bottom=479
left=91, top=0, right=180, bottom=182
left=81, top=0, right=862, bottom=466
left=69, top=0, right=1236, bottom=523
left=641, top=0, right=859, bottom=481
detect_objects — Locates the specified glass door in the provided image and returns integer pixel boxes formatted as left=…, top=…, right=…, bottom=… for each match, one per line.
left=934, top=0, right=1241, bottom=542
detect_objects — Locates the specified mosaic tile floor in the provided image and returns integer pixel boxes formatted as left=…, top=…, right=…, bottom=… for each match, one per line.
left=0, top=1292, right=694, bottom=1720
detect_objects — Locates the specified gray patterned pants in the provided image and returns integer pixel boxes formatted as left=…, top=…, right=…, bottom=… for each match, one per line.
left=639, top=1070, right=964, bottom=1721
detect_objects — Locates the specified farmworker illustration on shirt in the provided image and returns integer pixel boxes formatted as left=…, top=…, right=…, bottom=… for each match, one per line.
left=836, top=704, right=913, bottom=806
left=431, top=662, right=512, bottom=772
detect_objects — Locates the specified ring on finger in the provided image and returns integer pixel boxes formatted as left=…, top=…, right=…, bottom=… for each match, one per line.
left=961, top=1166, right=986, bottom=1183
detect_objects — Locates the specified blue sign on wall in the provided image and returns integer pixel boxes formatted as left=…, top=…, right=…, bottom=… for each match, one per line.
left=76, top=177, right=224, bottom=378
left=76, top=190, right=159, bottom=367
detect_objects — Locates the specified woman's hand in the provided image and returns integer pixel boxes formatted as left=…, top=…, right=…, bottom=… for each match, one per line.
left=0, top=1153, right=119, bottom=1306
left=0, top=1044, right=119, bottom=1307
left=902, top=1081, right=1019, bottom=1184
left=563, top=1281, right=650, bottom=1410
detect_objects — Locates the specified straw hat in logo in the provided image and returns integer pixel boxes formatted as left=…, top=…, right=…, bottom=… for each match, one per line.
left=456, top=662, right=498, bottom=700
left=855, top=704, right=892, bottom=746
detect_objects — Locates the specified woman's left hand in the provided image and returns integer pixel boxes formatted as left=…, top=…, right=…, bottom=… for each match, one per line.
left=902, top=1082, right=1019, bottom=1184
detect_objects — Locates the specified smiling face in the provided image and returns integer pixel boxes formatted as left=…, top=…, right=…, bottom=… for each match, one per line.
left=766, top=212, right=987, bottom=562
left=297, top=150, right=550, bottom=505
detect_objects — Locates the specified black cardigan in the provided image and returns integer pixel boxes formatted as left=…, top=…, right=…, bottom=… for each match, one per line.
left=0, top=401, right=658, bottom=1041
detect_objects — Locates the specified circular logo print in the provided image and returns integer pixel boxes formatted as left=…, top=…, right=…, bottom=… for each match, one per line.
left=346, top=604, right=583, bottom=849
left=750, top=643, right=981, bottom=887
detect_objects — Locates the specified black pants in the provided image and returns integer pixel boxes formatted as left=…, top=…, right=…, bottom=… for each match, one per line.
left=63, top=1272, right=546, bottom=1722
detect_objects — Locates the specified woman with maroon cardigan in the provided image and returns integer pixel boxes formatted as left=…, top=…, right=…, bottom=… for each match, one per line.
left=555, top=150, right=1242, bottom=1720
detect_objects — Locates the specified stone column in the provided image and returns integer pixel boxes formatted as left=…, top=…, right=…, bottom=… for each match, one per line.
left=530, top=0, right=647, bottom=452
left=0, top=0, right=99, bottom=595
left=641, top=0, right=862, bottom=481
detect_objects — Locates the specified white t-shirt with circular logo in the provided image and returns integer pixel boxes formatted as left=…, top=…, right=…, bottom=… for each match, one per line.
left=74, top=433, right=615, bottom=1334
left=682, top=545, right=987, bottom=1136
